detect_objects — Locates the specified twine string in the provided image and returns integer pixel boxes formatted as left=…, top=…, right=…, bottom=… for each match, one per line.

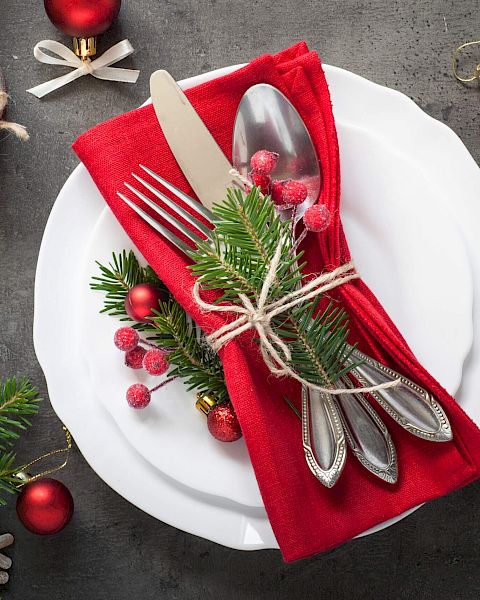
left=193, top=239, right=401, bottom=395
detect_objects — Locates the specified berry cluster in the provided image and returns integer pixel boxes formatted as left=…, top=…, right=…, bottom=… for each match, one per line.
left=114, top=327, right=170, bottom=409
left=249, top=149, right=330, bottom=233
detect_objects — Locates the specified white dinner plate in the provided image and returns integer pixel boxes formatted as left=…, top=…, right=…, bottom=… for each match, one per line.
left=34, top=63, right=480, bottom=550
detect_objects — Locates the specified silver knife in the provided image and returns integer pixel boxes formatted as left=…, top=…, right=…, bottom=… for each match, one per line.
left=150, top=70, right=236, bottom=210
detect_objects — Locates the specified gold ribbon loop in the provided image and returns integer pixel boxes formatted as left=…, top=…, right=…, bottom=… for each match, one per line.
left=452, top=40, right=480, bottom=84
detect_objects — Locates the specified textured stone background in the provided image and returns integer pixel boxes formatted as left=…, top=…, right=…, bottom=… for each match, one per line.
left=1, top=1, right=480, bottom=598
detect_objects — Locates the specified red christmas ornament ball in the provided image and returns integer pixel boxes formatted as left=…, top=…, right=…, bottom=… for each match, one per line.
left=207, top=403, right=243, bottom=442
left=125, top=283, right=166, bottom=324
left=16, top=478, right=74, bottom=535
left=44, top=0, right=121, bottom=37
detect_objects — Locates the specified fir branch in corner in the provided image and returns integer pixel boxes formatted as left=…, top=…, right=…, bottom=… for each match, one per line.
left=0, top=452, right=20, bottom=506
left=0, top=377, right=41, bottom=450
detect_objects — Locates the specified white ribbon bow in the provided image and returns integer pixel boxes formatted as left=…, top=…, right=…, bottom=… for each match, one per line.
left=27, top=39, right=140, bottom=98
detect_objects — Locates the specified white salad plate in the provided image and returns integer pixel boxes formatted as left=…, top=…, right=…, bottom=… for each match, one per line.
left=34, top=63, right=480, bottom=550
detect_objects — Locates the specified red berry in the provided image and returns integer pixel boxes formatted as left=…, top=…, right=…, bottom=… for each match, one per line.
left=271, top=180, right=287, bottom=205
left=125, top=345, right=147, bottom=369
left=281, top=180, right=308, bottom=206
left=126, top=383, right=151, bottom=409
left=207, top=403, right=243, bottom=442
left=250, top=171, right=271, bottom=195
left=114, top=327, right=139, bottom=351
left=250, top=150, right=279, bottom=175
left=303, top=204, right=331, bottom=232
left=143, top=348, right=169, bottom=376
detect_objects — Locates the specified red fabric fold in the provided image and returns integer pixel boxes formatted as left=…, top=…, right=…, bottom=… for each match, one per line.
left=73, top=42, right=480, bottom=561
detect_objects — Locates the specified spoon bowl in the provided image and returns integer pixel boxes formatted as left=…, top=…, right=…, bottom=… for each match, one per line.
left=232, top=84, right=321, bottom=222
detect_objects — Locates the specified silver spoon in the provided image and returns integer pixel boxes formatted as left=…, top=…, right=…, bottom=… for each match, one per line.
left=233, top=84, right=401, bottom=486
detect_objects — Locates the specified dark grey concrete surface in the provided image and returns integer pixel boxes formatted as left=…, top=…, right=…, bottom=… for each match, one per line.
left=1, top=1, right=480, bottom=598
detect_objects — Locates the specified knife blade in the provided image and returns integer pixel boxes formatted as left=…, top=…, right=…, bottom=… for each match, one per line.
left=150, top=70, right=236, bottom=210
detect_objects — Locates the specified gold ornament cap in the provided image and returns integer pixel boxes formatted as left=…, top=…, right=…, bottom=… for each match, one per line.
left=14, top=471, right=31, bottom=485
left=195, top=392, right=217, bottom=416
left=73, top=36, right=97, bottom=60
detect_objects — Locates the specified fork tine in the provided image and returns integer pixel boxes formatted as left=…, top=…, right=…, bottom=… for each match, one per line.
left=131, top=173, right=212, bottom=238
left=124, top=182, right=204, bottom=246
left=116, top=192, right=192, bottom=255
left=139, top=164, right=215, bottom=223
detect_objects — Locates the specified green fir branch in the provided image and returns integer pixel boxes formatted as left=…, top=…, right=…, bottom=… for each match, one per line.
left=92, top=251, right=228, bottom=403
left=90, top=250, right=167, bottom=326
left=0, top=452, right=20, bottom=506
left=0, top=378, right=41, bottom=506
left=189, top=187, right=357, bottom=388
left=146, top=302, right=228, bottom=403
left=0, top=377, right=41, bottom=450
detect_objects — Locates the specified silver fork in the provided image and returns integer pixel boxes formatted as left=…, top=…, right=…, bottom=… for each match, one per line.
left=116, top=165, right=452, bottom=483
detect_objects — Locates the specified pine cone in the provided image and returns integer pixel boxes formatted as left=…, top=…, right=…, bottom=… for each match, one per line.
left=0, top=533, right=13, bottom=585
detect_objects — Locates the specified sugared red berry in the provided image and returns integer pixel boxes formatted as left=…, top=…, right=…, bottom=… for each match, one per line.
left=250, top=150, right=279, bottom=175
left=207, top=403, right=243, bottom=442
left=250, top=171, right=271, bottom=195
left=271, top=180, right=286, bottom=205
left=126, top=383, right=151, bottom=409
left=303, top=204, right=331, bottom=232
left=125, top=346, right=147, bottom=369
left=114, top=327, right=139, bottom=351
left=281, top=180, right=308, bottom=206
left=143, top=348, right=169, bottom=376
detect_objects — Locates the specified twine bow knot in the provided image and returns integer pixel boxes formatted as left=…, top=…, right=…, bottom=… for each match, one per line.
left=27, top=39, right=140, bottom=98
left=194, top=239, right=401, bottom=395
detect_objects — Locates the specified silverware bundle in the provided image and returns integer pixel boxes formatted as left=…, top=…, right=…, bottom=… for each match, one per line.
left=116, top=70, right=452, bottom=488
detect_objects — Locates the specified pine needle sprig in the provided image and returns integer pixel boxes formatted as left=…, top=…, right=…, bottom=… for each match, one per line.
left=0, top=378, right=41, bottom=506
left=189, top=187, right=357, bottom=387
left=90, top=250, right=167, bottom=325
left=0, top=377, right=41, bottom=450
left=0, top=452, right=20, bottom=506
left=92, top=251, right=228, bottom=403
left=146, top=302, right=228, bottom=402
left=190, top=188, right=305, bottom=305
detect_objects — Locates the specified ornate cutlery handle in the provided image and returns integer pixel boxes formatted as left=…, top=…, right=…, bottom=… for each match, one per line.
left=336, top=376, right=397, bottom=483
left=302, top=388, right=346, bottom=488
left=347, top=346, right=452, bottom=442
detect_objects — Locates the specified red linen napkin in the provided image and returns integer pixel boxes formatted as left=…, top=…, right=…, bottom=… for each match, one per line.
left=73, top=42, right=480, bottom=561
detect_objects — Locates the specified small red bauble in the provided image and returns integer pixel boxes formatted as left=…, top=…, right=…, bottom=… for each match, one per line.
left=126, top=383, right=151, bottom=409
left=143, top=349, right=169, bottom=376
left=207, top=403, right=242, bottom=442
left=125, top=283, right=166, bottom=324
left=44, top=0, right=121, bottom=37
left=16, top=478, right=74, bottom=535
